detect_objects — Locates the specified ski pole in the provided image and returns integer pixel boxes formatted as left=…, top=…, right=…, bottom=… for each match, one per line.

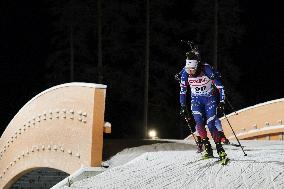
left=223, top=112, right=247, bottom=156
left=225, top=98, right=238, bottom=115
left=183, top=114, right=198, bottom=146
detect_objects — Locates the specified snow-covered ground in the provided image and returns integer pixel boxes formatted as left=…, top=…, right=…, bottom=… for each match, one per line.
left=64, top=140, right=284, bottom=189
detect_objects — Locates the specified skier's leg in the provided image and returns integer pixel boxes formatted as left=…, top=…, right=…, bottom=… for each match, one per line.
left=201, top=137, right=213, bottom=158
left=215, top=118, right=223, bottom=131
left=215, top=141, right=228, bottom=164
left=204, top=96, right=220, bottom=142
left=215, top=141, right=225, bottom=154
left=191, top=96, right=207, bottom=139
left=195, top=131, right=203, bottom=153
left=215, top=96, right=230, bottom=144
left=215, top=119, right=230, bottom=144
left=191, top=96, right=206, bottom=153
left=205, top=96, right=228, bottom=161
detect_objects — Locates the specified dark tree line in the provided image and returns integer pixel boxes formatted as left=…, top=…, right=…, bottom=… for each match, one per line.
left=1, top=0, right=245, bottom=138
left=44, top=0, right=245, bottom=138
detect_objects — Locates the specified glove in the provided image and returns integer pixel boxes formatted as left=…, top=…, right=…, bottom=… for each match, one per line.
left=180, top=106, right=188, bottom=116
left=175, top=73, right=181, bottom=81
left=217, top=101, right=225, bottom=117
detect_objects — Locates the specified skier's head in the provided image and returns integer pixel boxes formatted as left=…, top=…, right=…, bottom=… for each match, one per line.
left=184, top=52, right=199, bottom=75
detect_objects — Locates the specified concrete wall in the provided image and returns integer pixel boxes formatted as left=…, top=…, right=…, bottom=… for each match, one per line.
left=220, top=98, right=284, bottom=140
left=0, top=82, right=107, bottom=189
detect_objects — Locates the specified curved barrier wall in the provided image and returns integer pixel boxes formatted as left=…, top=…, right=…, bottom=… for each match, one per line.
left=220, top=98, right=284, bottom=140
left=0, top=82, right=107, bottom=189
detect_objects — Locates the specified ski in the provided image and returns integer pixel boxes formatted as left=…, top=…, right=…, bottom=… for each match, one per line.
left=223, top=142, right=244, bottom=147
left=229, top=143, right=241, bottom=147
left=219, top=156, right=230, bottom=165
left=196, top=148, right=204, bottom=153
left=218, top=151, right=230, bottom=165
left=201, top=155, right=214, bottom=160
left=200, top=156, right=229, bottom=165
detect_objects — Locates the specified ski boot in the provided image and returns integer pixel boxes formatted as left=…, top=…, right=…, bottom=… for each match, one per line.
left=218, top=131, right=230, bottom=145
left=201, top=137, right=213, bottom=159
left=216, top=142, right=229, bottom=165
left=196, top=136, right=203, bottom=153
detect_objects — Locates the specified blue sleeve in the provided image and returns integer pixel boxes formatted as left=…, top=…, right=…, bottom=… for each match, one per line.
left=180, top=69, right=188, bottom=106
left=204, top=65, right=225, bottom=102
left=179, top=67, right=185, bottom=75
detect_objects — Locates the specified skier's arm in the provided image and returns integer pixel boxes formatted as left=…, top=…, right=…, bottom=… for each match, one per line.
left=214, top=79, right=225, bottom=102
left=204, top=65, right=225, bottom=102
left=179, top=68, right=185, bottom=75
left=180, top=70, right=189, bottom=106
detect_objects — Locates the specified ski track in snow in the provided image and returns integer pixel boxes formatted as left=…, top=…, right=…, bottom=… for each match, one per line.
left=63, top=141, right=284, bottom=189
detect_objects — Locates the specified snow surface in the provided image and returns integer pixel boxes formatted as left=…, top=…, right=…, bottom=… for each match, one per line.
left=64, top=140, right=284, bottom=189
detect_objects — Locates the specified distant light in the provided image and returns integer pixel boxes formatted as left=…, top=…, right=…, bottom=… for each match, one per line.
left=148, top=130, right=157, bottom=139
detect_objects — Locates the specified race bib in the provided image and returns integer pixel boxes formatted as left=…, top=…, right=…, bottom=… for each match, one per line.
left=188, top=75, right=213, bottom=95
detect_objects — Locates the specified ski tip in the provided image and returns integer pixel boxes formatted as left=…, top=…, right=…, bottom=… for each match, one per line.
left=201, top=155, right=215, bottom=160
left=196, top=149, right=204, bottom=154
left=220, top=158, right=230, bottom=165
left=224, top=143, right=244, bottom=147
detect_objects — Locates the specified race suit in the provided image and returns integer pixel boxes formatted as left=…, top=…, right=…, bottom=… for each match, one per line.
left=179, top=63, right=225, bottom=142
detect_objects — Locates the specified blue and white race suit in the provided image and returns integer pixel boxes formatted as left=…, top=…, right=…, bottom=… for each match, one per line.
left=179, top=63, right=225, bottom=142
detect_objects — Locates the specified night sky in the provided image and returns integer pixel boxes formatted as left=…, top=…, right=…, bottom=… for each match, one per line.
left=1, top=0, right=284, bottom=138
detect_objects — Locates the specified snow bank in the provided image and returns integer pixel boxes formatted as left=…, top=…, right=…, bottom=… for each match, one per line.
left=63, top=140, right=284, bottom=189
